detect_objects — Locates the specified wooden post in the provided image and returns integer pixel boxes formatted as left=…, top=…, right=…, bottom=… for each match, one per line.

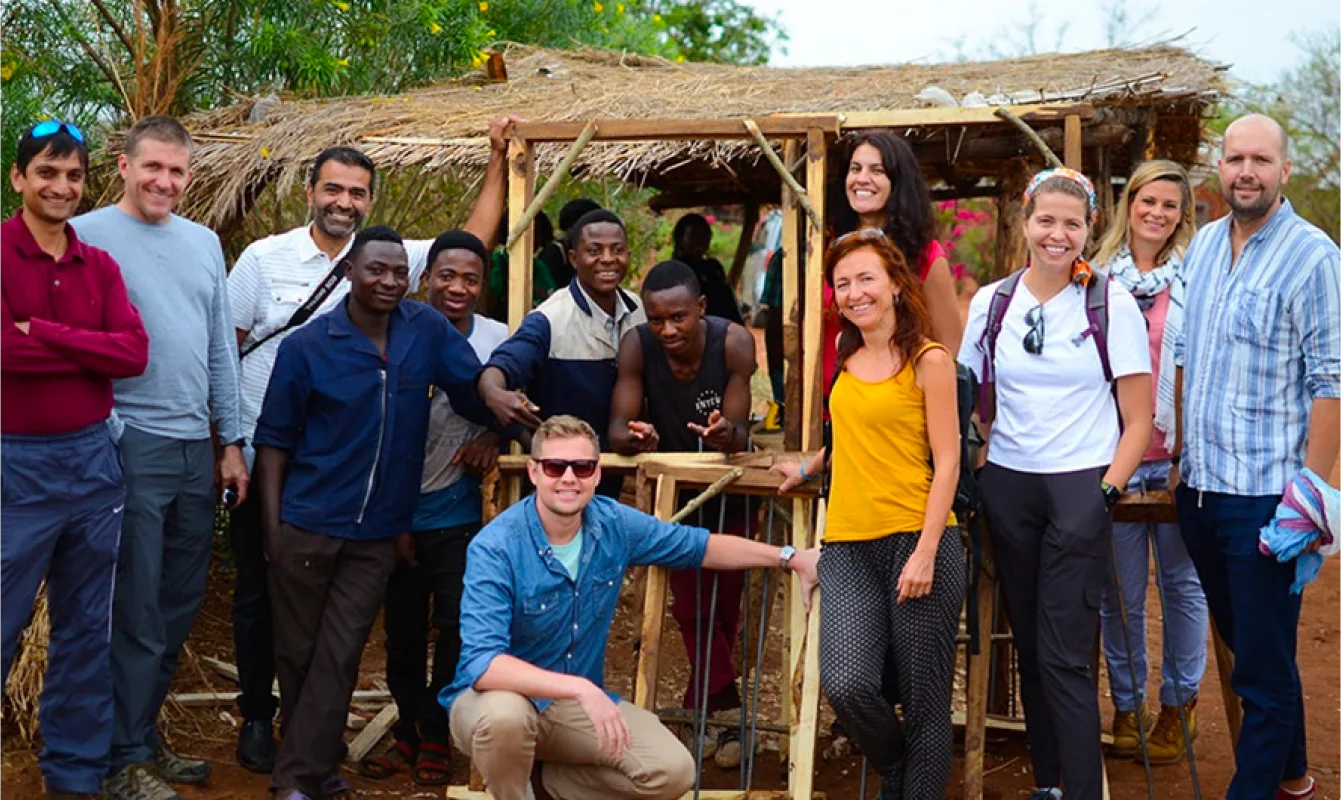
left=801, top=127, right=827, bottom=453
left=1212, top=624, right=1242, bottom=749
left=993, top=160, right=1031, bottom=280
left=786, top=497, right=821, bottom=798
left=506, top=136, right=535, bottom=333
left=781, top=140, right=803, bottom=451
left=1093, top=145, right=1114, bottom=235
left=633, top=475, right=676, bottom=711
left=962, top=536, right=996, bottom=800
left=1064, top=114, right=1083, bottom=171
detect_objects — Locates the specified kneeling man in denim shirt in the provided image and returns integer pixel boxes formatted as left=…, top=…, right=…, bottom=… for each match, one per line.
left=442, top=415, right=819, bottom=799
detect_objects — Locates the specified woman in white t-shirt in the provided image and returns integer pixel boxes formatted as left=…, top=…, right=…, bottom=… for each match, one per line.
left=1091, top=160, right=1207, bottom=767
left=958, top=168, right=1152, bottom=800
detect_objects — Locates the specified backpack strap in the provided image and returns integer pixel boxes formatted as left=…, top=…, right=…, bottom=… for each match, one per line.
left=1085, top=274, right=1113, bottom=383
left=976, top=271, right=1023, bottom=425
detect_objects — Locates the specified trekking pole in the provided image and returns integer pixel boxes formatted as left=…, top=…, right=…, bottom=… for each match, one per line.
left=1108, top=536, right=1158, bottom=800
left=1145, top=514, right=1204, bottom=800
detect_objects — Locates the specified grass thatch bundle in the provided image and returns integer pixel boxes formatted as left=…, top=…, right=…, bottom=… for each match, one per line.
left=2, top=587, right=48, bottom=745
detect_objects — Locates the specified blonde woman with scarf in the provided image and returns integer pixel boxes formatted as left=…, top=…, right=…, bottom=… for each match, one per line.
left=1092, top=160, right=1207, bottom=766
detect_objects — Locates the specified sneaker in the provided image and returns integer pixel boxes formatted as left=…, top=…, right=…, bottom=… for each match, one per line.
left=1109, top=706, right=1153, bottom=758
left=1142, top=698, right=1198, bottom=765
left=1278, top=777, right=1317, bottom=800
left=714, top=717, right=742, bottom=770
left=1027, top=789, right=1062, bottom=800
left=105, top=764, right=181, bottom=800
left=153, top=744, right=211, bottom=784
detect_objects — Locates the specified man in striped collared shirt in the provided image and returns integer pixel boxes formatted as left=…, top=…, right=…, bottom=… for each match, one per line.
left=1174, top=113, right=1339, bottom=800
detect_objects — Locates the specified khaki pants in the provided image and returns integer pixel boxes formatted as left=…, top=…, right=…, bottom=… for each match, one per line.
left=450, top=689, right=695, bottom=800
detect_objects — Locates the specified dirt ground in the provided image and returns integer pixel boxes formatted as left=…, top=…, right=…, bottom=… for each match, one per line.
left=2, top=553, right=1338, bottom=800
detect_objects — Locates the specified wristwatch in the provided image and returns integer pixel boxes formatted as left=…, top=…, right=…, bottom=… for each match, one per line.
left=1100, top=481, right=1121, bottom=511
left=778, top=545, right=797, bottom=572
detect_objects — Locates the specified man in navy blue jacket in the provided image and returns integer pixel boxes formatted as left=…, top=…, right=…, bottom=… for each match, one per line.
left=477, top=210, right=644, bottom=450
left=253, top=226, right=498, bottom=800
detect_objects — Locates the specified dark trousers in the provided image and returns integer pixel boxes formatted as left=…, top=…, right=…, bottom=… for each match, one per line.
left=1, top=423, right=123, bottom=793
left=229, top=490, right=278, bottom=722
left=980, top=463, right=1108, bottom=800
left=818, top=529, right=966, bottom=799
left=110, top=426, right=215, bottom=770
left=269, top=524, right=395, bottom=797
left=669, top=515, right=747, bottom=711
left=1176, top=485, right=1306, bottom=799
left=384, top=524, right=474, bottom=746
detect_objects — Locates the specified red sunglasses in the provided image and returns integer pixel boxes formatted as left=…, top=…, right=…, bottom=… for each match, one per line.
left=536, top=458, right=598, bottom=479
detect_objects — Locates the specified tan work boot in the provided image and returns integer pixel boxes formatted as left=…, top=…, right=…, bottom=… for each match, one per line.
left=1142, top=697, right=1198, bottom=765
left=1109, top=706, right=1153, bottom=758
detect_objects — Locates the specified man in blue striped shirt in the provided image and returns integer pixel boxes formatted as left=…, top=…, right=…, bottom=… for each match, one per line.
left=1174, top=114, right=1339, bottom=800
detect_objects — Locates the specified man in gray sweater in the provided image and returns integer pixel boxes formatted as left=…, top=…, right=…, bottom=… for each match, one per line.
left=71, top=115, right=246, bottom=800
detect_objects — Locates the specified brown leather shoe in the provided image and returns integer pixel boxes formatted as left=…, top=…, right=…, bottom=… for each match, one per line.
left=1142, top=697, right=1198, bottom=765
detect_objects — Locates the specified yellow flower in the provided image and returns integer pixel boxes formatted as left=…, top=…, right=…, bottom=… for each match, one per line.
left=428, top=20, right=442, bottom=33
left=675, top=54, right=685, bottom=62
left=478, top=1, right=488, bottom=10
left=593, top=1, right=603, bottom=11
left=471, top=51, right=485, bottom=67
left=334, top=57, right=350, bottom=67
left=260, top=147, right=270, bottom=158
left=653, top=13, right=662, bottom=23
left=332, top=0, right=348, bottom=10
left=487, top=28, right=496, bottom=36
left=616, top=2, right=625, bottom=12
left=0, top=64, right=13, bottom=81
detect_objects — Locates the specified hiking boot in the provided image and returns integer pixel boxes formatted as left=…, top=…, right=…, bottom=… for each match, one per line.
left=1108, top=706, right=1153, bottom=758
left=1142, top=698, right=1198, bottom=765
left=153, top=743, right=211, bottom=784
left=713, top=710, right=744, bottom=769
left=105, top=764, right=181, bottom=800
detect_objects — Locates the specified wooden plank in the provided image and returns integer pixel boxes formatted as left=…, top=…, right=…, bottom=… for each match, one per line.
left=513, top=116, right=840, bottom=143
left=495, top=451, right=741, bottom=473
left=835, top=103, right=1095, bottom=130
left=1064, top=114, right=1083, bottom=170
left=949, top=709, right=1113, bottom=745
left=781, top=139, right=803, bottom=452
left=170, top=690, right=390, bottom=707
left=788, top=498, right=823, bottom=799
left=962, top=535, right=996, bottom=800
left=801, top=128, right=827, bottom=452
left=633, top=475, right=677, bottom=711
left=506, top=136, right=535, bottom=332
left=345, top=704, right=398, bottom=763
left=450, top=790, right=819, bottom=799
left=638, top=462, right=819, bottom=498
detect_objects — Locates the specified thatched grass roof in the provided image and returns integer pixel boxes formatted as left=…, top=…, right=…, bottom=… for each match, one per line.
left=141, top=43, right=1225, bottom=230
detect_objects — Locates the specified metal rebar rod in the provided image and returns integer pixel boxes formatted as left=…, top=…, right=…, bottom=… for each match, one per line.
left=744, top=498, right=777, bottom=789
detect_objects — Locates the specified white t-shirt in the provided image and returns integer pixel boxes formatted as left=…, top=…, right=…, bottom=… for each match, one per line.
left=420, top=314, right=510, bottom=494
left=228, top=225, right=432, bottom=441
left=958, top=274, right=1151, bottom=473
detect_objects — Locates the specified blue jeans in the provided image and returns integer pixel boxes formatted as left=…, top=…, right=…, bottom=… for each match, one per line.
left=1100, top=461, right=1208, bottom=711
left=1176, top=484, right=1306, bottom=799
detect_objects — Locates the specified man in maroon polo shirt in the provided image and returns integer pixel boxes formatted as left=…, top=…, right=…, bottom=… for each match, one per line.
left=1, top=120, right=149, bottom=800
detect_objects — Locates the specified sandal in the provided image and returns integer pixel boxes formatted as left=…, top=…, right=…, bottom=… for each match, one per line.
left=413, top=740, right=453, bottom=786
left=321, top=774, right=355, bottom=799
left=357, top=740, right=414, bottom=780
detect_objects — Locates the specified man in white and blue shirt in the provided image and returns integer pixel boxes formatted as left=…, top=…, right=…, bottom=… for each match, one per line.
left=1175, top=114, right=1339, bottom=800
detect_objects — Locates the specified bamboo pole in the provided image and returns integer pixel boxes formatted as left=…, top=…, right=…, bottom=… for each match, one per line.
left=994, top=108, right=1064, bottom=169
left=743, top=119, right=822, bottom=231
left=504, top=121, right=600, bottom=250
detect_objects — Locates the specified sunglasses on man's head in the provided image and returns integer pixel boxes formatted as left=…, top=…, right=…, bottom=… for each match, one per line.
left=536, top=459, right=599, bottom=479
left=29, top=120, right=85, bottom=144
left=1023, top=304, right=1045, bottom=355
left=828, top=227, right=888, bottom=250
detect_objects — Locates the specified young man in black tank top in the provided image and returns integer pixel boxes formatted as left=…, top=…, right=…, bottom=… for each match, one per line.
left=608, top=260, right=758, bottom=768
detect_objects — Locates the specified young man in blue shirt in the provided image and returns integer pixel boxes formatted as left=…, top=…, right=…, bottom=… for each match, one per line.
left=253, top=226, right=501, bottom=800
left=442, top=415, right=819, bottom=800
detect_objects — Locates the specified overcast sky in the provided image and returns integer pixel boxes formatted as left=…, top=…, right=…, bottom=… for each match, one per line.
left=742, top=0, right=1338, bottom=87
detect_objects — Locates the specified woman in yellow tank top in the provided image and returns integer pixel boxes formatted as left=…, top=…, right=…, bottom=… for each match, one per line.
left=772, top=230, right=965, bottom=800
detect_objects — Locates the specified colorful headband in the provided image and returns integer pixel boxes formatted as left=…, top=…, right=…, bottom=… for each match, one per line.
left=1024, top=167, right=1098, bottom=218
